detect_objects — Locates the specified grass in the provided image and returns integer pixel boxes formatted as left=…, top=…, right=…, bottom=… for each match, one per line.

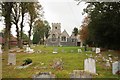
left=2, top=45, right=119, bottom=78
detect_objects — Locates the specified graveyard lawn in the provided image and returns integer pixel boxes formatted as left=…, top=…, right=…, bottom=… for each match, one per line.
left=2, top=45, right=119, bottom=78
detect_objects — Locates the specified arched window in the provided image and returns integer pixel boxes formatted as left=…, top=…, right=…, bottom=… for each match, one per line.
left=52, top=34, right=56, bottom=41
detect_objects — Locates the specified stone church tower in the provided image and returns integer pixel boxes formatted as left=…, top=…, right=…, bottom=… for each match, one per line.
left=46, top=23, right=80, bottom=46
left=46, top=23, right=61, bottom=46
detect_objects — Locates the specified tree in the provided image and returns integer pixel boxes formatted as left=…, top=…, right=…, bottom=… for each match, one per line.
left=33, top=31, right=40, bottom=44
left=27, top=2, right=43, bottom=47
left=12, top=2, right=21, bottom=48
left=33, top=20, right=50, bottom=44
left=19, top=2, right=29, bottom=48
left=72, top=27, right=78, bottom=36
left=2, top=2, right=13, bottom=51
left=80, top=16, right=92, bottom=45
left=84, top=2, right=120, bottom=50
left=43, top=20, right=51, bottom=39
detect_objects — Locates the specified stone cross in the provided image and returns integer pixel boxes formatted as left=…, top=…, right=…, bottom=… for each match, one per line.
left=84, top=58, right=96, bottom=74
left=8, top=53, right=16, bottom=65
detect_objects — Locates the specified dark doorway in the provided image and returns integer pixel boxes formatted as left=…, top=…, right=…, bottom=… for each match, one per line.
left=77, top=42, right=80, bottom=46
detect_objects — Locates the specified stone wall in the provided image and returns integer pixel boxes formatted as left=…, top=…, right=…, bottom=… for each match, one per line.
left=46, top=38, right=77, bottom=46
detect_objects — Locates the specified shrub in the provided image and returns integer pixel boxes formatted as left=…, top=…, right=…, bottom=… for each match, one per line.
left=22, top=58, right=32, bottom=66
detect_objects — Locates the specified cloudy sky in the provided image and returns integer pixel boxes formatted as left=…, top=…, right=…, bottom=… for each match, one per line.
left=39, top=0, right=87, bottom=35
left=0, top=0, right=88, bottom=37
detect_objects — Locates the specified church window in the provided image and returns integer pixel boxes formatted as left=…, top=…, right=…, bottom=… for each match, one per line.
left=55, top=27, right=57, bottom=29
left=52, top=34, right=56, bottom=41
left=61, top=36, right=67, bottom=42
left=72, top=39, right=75, bottom=42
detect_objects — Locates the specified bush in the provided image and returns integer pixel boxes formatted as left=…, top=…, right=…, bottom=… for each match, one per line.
left=22, top=58, right=32, bottom=66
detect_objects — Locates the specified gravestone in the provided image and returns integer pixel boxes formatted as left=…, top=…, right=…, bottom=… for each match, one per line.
left=53, top=48, right=58, bottom=54
left=52, top=58, right=63, bottom=70
left=112, top=61, right=120, bottom=75
left=105, top=60, right=111, bottom=67
left=8, top=53, right=16, bottom=65
left=102, top=57, right=106, bottom=62
left=0, top=45, right=2, bottom=54
left=78, top=49, right=82, bottom=53
left=70, top=70, right=93, bottom=78
left=84, top=58, right=96, bottom=74
left=33, top=72, right=55, bottom=79
left=96, top=48, right=100, bottom=54
left=109, top=57, right=112, bottom=62
left=25, top=46, right=34, bottom=53
left=92, top=47, right=95, bottom=52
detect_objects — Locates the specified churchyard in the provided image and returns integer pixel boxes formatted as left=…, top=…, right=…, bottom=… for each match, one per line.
left=2, top=45, right=119, bottom=78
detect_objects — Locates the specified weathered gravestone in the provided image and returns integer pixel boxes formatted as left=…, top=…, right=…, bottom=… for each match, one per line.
left=25, top=46, right=34, bottom=53
left=70, top=70, right=93, bottom=78
left=105, top=60, right=111, bottom=67
left=112, top=61, right=120, bottom=75
left=96, top=48, right=100, bottom=54
left=33, top=72, right=55, bottom=79
left=8, top=53, right=16, bottom=65
left=52, top=58, right=63, bottom=70
left=78, top=49, right=82, bottom=53
left=0, top=45, right=2, bottom=54
left=92, top=47, right=96, bottom=52
left=53, top=48, right=58, bottom=54
left=84, top=58, right=96, bottom=74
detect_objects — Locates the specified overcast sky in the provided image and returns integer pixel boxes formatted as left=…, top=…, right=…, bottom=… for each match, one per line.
left=0, top=0, right=88, bottom=37
left=39, top=0, right=87, bottom=35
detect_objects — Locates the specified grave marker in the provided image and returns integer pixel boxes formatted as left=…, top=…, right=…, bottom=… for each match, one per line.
left=92, top=47, right=95, bottom=52
left=70, top=70, right=93, bottom=78
left=33, top=72, right=55, bottom=79
left=8, top=53, right=16, bottom=65
left=0, top=45, right=2, bottom=54
left=112, top=61, right=120, bottom=75
left=84, top=58, right=96, bottom=74
left=52, top=48, right=58, bottom=54
left=78, top=49, right=82, bottom=53
left=96, top=48, right=100, bottom=54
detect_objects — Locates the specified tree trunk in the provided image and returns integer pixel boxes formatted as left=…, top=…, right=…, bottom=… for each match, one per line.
left=20, top=12, right=24, bottom=49
left=16, top=23, right=20, bottom=48
left=28, top=21, right=32, bottom=47
left=4, top=3, right=13, bottom=52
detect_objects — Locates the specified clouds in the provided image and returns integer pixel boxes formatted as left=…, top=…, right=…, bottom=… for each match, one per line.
left=40, top=0, right=87, bottom=35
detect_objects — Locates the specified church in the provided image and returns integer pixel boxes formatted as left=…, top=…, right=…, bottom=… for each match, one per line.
left=45, top=23, right=81, bottom=46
